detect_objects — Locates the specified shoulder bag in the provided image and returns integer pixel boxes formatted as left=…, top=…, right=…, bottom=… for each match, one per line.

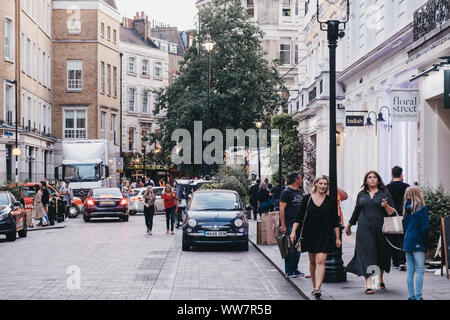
left=382, top=211, right=404, bottom=235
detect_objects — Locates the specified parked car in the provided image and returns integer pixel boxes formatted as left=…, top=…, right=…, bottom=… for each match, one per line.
left=182, top=189, right=251, bottom=251
left=20, top=183, right=84, bottom=218
left=129, top=187, right=164, bottom=215
left=0, top=191, right=27, bottom=242
left=83, top=188, right=129, bottom=222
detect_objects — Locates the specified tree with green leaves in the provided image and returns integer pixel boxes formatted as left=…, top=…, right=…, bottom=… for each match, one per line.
left=270, top=114, right=316, bottom=188
left=153, top=0, right=285, bottom=177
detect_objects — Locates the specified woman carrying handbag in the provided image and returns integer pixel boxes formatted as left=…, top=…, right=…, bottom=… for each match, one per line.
left=32, top=184, right=48, bottom=227
left=290, top=175, right=341, bottom=299
left=143, top=186, right=157, bottom=235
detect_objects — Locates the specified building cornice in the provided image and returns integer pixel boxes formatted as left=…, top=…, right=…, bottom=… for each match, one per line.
left=337, top=23, right=414, bottom=83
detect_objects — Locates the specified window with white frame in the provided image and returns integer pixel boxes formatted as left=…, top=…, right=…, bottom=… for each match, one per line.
left=280, top=44, right=291, bottom=65
left=68, top=16, right=81, bottom=34
left=100, top=62, right=105, bottom=93
left=128, top=128, right=135, bottom=152
left=47, top=1, right=51, bottom=34
left=142, top=91, right=149, bottom=113
left=295, top=44, right=298, bottom=64
left=128, top=57, right=136, bottom=74
left=101, top=23, right=105, bottom=37
left=142, top=60, right=149, bottom=76
left=107, top=64, right=111, bottom=96
left=47, top=54, right=51, bottom=88
left=4, top=84, right=13, bottom=125
left=38, top=48, right=42, bottom=82
left=101, top=111, right=107, bottom=139
left=111, top=114, right=117, bottom=145
left=113, top=66, right=117, bottom=97
left=246, top=0, right=255, bottom=17
left=21, top=33, right=25, bottom=71
left=43, top=51, right=47, bottom=85
left=154, top=62, right=162, bottom=78
left=282, top=0, right=291, bottom=16
left=33, top=43, right=36, bottom=79
left=113, top=29, right=117, bottom=43
left=107, top=26, right=111, bottom=40
left=67, top=60, right=83, bottom=91
left=27, top=38, right=31, bottom=74
left=5, top=19, right=14, bottom=61
left=128, top=88, right=136, bottom=112
left=27, top=96, right=31, bottom=128
left=21, top=93, right=25, bottom=128
left=64, top=110, right=86, bottom=139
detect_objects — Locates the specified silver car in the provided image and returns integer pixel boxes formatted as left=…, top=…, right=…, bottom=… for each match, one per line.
left=129, top=187, right=164, bottom=215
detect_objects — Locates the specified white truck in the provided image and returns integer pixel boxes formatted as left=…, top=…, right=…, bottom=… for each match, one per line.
left=55, top=140, right=111, bottom=201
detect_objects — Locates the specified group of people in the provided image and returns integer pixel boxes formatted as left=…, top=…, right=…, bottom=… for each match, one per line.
left=249, top=178, right=282, bottom=220
left=270, top=166, right=428, bottom=300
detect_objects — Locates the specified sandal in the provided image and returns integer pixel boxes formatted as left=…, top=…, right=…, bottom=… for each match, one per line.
left=314, top=289, right=322, bottom=300
left=380, top=282, right=385, bottom=289
left=365, top=288, right=374, bottom=294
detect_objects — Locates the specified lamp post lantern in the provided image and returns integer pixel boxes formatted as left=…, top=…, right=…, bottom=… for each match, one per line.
left=316, top=0, right=350, bottom=283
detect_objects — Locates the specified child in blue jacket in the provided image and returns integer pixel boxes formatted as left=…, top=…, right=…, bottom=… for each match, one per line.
left=402, top=186, right=429, bottom=300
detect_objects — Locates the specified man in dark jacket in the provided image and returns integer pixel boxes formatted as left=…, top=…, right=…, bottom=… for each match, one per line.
left=41, top=180, right=50, bottom=208
left=270, top=178, right=285, bottom=211
left=386, top=166, right=410, bottom=271
left=249, top=179, right=261, bottom=220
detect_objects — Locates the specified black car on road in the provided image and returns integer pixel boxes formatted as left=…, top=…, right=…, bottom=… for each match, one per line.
left=83, top=188, right=129, bottom=222
left=182, top=190, right=251, bottom=251
left=0, top=191, right=27, bottom=241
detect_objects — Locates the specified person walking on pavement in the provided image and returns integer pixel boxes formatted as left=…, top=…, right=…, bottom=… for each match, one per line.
left=161, top=184, right=177, bottom=235
left=402, top=186, right=429, bottom=300
left=249, top=179, right=261, bottom=220
left=345, top=171, right=397, bottom=295
left=279, top=171, right=305, bottom=278
left=290, top=175, right=341, bottom=299
left=33, top=184, right=48, bottom=227
left=61, top=181, right=72, bottom=217
left=143, top=186, right=157, bottom=235
left=270, top=178, right=284, bottom=211
left=257, top=183, right=271, bottom=218
left=40, top=181, right=50, bottom=224
left=386, top=166, right=410, bottom=271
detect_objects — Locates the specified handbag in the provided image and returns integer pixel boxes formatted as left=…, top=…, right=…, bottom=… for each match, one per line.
left=275, top=232, right=291, bottom=259
left=382, top=212, right=403, bottom=235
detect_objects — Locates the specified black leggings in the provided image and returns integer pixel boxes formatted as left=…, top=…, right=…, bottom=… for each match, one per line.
left=144, top=205, right=155, bottom=231
left=165, top=206, right=176, bottom=231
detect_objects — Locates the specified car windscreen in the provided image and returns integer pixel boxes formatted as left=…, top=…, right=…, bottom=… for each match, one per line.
left=130, top=189, right=141, bottom=196
left=92, top=189, right=123, bottom=198
left=153, top=188, right=163, bottom=196
left=22, top=186, right=36, bottom=197
left=0, top=193, right=10, bottom=206
left=189, top=192, right=241, bottom=211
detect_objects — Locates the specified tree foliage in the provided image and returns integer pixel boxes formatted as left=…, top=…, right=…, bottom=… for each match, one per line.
left=153, top=0, right=285, bottom=176
left=422, top=185, right=450, bottom=249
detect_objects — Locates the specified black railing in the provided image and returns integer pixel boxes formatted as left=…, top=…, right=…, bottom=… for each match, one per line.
left=413, top=0, right=450, bottom=41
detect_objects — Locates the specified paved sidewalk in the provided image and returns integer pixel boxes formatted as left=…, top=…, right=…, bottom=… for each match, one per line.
left=27, top=218, right=67, bottom=232
left=248, top=220, right=450, bottom=300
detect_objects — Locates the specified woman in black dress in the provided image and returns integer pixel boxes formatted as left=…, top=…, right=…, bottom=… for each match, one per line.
left=290, top=175, right=341, bottom=299
left=345, top=171, right=396, bottom=295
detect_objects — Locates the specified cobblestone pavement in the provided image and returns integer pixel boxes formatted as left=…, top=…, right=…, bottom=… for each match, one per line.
left=0, top=215, right=302, bottom=300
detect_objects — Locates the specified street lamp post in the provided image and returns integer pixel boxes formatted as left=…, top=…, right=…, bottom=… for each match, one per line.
left=254, top=120, right=263, bottom=179
left=202, top=34, right=215, bottom=176
left=316, top=0, right=350, bottom=283
left=119, top=52, right=124, bottom=185
left=6, top=79, right=20, bottom=183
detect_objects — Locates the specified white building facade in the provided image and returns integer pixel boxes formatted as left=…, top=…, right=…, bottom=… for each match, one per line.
left=120, top=25, right=169, bottom=157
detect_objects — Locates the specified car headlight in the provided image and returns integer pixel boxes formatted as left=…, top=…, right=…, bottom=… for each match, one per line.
left=187, top=219, right=197, bottom=228
left=234, top=219, right=243, bottom=227
left=0, top=212, right=9, bottom=221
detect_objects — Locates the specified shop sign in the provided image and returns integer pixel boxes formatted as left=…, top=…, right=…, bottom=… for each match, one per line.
left=0, top=131, right=14, bottom=138
left=115, top=157, right=123, bottom=172
left=391, top=90, right=419, bottom=122
left=345, top=115, right=365, bottom=127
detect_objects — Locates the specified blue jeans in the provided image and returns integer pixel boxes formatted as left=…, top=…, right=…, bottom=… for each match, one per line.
left=406, top=251, right=425, bottom=300
left=284, top=224, right=301, bottom=275
left=165, top=206, right=176, bottom=231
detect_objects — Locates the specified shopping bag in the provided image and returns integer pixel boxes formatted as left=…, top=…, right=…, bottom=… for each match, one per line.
left=275, top=231, right=291, bottom=259
left=260, top=212, right=277, bottom=245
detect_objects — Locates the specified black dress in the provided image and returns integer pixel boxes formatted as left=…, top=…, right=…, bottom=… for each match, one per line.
left=294, top=194, right=340, bottom=254
left=346, top=190, right=394, bottom=277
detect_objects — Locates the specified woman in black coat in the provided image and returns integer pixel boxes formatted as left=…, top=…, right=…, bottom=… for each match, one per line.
left=345, top=171, right=396, bottom=295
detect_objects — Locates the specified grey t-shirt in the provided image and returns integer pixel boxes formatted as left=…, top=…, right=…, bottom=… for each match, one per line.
left=61, top=186, right=72, bottom=203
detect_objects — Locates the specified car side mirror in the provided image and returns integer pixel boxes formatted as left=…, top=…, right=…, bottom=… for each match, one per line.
left=245, top=205, right=253, bottom=211
left=13, top=201, right=22, bottom=209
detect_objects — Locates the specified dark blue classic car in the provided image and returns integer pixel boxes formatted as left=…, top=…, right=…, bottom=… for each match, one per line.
left=182, top=190, right=251, bottom=251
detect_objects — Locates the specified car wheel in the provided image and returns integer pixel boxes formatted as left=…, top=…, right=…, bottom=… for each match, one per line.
left=67, top=205, right=80, bottom=218
left=83, top=215, right=90, bottom=222
left=240, top=242, right=249, bottom=251
left=6, top=220, right=16, bottom=242
left=182, top=240, right=190, bottom=251
left=18, top=223, right=27, bottom=238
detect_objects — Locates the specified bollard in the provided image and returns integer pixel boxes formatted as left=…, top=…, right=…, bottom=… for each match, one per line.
left=48, top=198, right=56, bottom=225
left=57, top=196, right=65, bottom=223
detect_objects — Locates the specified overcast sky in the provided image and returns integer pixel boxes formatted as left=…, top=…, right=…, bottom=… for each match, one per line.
left=116, top=0, right=198, bottom=31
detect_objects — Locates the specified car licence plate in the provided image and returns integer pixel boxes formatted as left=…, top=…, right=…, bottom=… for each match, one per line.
left=204, top=231, right=227, bottom=237
left=100, top=201, right=115, bottom=206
